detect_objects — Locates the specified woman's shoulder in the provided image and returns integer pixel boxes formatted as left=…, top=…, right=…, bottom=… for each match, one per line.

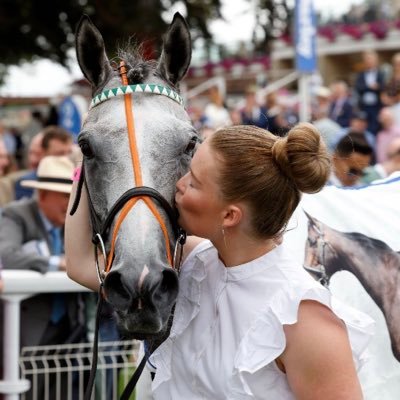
left=181, top=236, right=212, bottom=263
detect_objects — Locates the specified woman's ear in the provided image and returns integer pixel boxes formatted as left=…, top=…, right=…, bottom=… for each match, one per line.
left=222, top=205, right=243, bottom=229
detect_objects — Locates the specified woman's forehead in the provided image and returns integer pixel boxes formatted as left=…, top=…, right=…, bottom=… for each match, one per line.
left=191, top=141, right=218, bottom=177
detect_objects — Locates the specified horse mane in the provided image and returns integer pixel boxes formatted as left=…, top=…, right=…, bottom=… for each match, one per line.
left=115, top=44, right=160, bottom=84
left=344, top=231, right=398, bottom=257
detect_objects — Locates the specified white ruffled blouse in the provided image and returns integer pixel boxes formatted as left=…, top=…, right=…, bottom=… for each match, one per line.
left=150, top=241, right=375, bottom=399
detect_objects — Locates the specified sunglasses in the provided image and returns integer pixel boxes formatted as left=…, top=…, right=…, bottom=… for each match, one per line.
left=347, top=167, right=365, bottom=177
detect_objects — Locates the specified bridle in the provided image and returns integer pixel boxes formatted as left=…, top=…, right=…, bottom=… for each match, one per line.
left=70, top=61, right=196, bottom=399
left=303, top=220, right=332, bottom=288
left=70, top=62, right=189, bottom=280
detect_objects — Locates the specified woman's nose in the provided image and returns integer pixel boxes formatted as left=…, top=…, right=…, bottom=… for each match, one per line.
left=176, top=173, right=188, bottom=193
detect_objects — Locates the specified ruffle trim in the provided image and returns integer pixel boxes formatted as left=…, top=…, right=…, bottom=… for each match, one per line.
left=231, top=281, right=376, bottom=396
left=150, top=240, right=212, bottom=393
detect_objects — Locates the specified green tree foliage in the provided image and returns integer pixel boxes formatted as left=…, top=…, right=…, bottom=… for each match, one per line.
left=250, top=0, right=292, bottom=55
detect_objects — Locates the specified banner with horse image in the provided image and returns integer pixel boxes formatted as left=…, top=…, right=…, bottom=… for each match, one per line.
left=280, top=173, right=400, bottom=399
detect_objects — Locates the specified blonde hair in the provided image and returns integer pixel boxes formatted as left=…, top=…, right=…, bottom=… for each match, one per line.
left=209, top=123, right=330, bottom=238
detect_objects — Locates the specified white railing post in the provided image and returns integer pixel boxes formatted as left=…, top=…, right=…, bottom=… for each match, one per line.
left=298, top=73, right=311, bottom=122
left=185, top=76, right=226, bottom=101
left=0, top=295, right=31, bottom=399
left=0, top=270, right=90, bottom=398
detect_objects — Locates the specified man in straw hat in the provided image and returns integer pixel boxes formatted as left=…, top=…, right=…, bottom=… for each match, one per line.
left=0, top=155, right=86, bottom=399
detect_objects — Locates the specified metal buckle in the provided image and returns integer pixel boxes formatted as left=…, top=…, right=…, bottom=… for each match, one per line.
left=173, top=232, right=186, bottom=274
left=94, top=233, right=107, bottom=284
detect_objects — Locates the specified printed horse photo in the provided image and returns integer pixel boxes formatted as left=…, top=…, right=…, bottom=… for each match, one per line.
left=73, top=13, right=198, bottom=341
left=304, top=212, right=400, bottom=362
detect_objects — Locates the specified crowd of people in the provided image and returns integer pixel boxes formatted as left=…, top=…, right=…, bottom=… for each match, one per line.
left=189, top=49, right=400, bottom=189
left=0, top=47, right=399, bottom=398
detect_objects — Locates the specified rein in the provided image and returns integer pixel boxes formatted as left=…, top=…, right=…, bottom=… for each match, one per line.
left=70, top=61, right=189, bottom=399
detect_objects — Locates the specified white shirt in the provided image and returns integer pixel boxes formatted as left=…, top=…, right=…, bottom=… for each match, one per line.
left=151, top=241, right=374, bottom=399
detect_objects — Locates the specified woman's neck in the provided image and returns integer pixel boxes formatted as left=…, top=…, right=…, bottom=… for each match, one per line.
left=213, top=230, right=277, bottom=268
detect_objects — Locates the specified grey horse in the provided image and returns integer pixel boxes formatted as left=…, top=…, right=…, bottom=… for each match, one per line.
left=74, top=13, right=197, bottom=340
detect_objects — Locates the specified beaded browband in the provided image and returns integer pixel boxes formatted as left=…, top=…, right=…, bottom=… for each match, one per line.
left=90, top=83, right=184, bottom=109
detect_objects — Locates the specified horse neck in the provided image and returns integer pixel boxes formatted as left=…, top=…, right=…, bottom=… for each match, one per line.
left=325, top=230, right=386, bottom=300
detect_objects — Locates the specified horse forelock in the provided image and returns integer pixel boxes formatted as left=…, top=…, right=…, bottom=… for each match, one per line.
left=93, top=44, right=173, bottom=97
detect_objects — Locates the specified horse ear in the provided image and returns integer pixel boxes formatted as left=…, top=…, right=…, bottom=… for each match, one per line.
left=303, top=210, right=318, bottom=226
left=157, top=12, right=192, bottom=86
left=75, top=15, right=112, bottom=90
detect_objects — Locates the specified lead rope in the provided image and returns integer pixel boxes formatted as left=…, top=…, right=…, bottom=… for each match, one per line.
left=84, top=287, right=104, bottom=400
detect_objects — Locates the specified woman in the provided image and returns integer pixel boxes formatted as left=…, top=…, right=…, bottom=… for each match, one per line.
left=66, top=123, right=372, bottom=399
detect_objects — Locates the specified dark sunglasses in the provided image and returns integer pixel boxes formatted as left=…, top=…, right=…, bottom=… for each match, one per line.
left=347, top=167, right=365, bottom=177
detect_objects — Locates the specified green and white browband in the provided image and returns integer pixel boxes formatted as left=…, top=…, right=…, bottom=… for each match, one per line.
left=90, top=84, right=184, bottom=109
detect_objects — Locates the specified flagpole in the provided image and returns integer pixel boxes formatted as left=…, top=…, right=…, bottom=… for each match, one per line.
left=299, top=73, right=311, bottom=122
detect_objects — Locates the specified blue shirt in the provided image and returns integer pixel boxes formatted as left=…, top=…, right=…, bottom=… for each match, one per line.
left=38, top=209, right=62, bottom=271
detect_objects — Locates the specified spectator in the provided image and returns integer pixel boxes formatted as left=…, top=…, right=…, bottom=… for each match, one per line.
left=0, top=156, right=86, bottom=400
left=21, top=110, right=45, bottom=147
left=8, top=127, right=25, bottom=169
left=387, top=72, right=400, bottom=128
left=361, top=137, right=400, bottom=183
left=15, top=126, right=73, bottom=201
left=0, top=132, right=46, bottom=208
left=329, top=80, right=354, bottom=128
left=0, top=138, right=10, bottom=177
left=312, top=86, right=342, bottom=151
left=354, top=50, right=385, bottom=135
left=229, top=107, right=242, bottom=126
left=330, top=131, right=374, bottom=187
left=240, top=85, right=268, bottom=129
left=331, top=110, right=376, bottom=154
left=0, top=121, right=17, bottom=157
left=313, top=86, right=332, bottom=117
left=26, top=132, right=45, bottom=170
left=202, top=86, right=232, bottom=130
left=382, top=52, right=400, bottom=106
left=41, top=125, right=74, bottom=156
left=375, top=107, right=400, bottom=163
left=262, top=92, right=291, bottom=136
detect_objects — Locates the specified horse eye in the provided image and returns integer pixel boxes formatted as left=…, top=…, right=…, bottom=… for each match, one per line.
left=79, top=140, right=94, bottom=159
left=184, top=136, right=198, bottom=156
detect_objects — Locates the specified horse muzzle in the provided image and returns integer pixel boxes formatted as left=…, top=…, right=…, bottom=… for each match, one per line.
left=102, top=264, right=179, bottom=335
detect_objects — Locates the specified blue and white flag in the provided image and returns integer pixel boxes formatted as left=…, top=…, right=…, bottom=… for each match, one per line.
left=295, top=0, right=317, bottom=72
left=58, top=95, right=89, bottom=142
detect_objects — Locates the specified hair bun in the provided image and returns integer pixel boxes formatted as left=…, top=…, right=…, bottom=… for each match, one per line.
left=284, top=122, right=331, bottom=193
left=271, top=137, right=293, bottom=181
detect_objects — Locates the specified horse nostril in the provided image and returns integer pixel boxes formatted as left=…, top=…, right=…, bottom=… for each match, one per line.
left=160, top=268, right=179, bottom=294
left=150, top=268, right=179, bottom=307
left=103, top=270, right=132, bottom=309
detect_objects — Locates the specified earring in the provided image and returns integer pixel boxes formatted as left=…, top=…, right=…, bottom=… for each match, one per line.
left=222, top=227, right=227, bottom=249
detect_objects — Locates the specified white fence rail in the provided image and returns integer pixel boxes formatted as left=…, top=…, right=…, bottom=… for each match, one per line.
left=19, top=340, right=139, bottom=400
left=0, top=271, right=139, bottom=400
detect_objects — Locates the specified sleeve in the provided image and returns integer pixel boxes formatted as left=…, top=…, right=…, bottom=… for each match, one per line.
left=233, top=282, right=375, bottom=389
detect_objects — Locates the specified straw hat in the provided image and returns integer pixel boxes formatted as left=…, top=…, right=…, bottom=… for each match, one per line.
left=21, top=156, right=74, bottom=194
left=315, top=86, right=331, bottom=99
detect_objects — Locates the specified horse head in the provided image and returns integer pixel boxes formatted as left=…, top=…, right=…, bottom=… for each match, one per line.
left=75, top=13, right=197, bottom=339
left=303, top=211, right=334, bottom=286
